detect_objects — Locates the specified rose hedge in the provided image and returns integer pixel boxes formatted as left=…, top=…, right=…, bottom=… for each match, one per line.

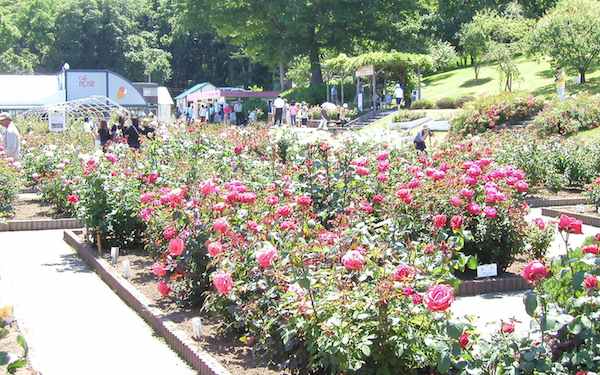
left=0, top=152, right=21, bottom=218
left=534, top=93, right=600, bottom=136
left=451, top=93, right=545, bottom=136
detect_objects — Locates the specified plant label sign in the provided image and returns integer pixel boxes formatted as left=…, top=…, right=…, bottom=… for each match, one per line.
left=476, top=263, right=498, bottom=279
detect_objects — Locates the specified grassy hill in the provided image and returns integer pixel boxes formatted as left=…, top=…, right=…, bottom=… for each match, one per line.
left=422, top=57, right=600, bottom=101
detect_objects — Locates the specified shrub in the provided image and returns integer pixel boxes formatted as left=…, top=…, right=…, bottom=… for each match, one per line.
left=411, top=99, right=435, bottom=109
left=586, top=177, right=600, bottom=210
left=435, top=97, right=458, bottom=109
left=0, top=157, right=21, bottom=217
left=393, top=110, right=426, bottom=122
left=451, top=93, right=545, bottom=135
left=534, top=93, right=600, bottom=136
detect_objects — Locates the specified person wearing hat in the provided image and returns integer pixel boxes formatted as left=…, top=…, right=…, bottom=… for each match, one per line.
left=413, top=124, right=431, bottom=154
left=0, top=112, right=21, bottom=160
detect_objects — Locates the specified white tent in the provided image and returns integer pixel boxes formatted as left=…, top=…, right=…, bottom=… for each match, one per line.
left=0, top=74, right=65, bottom=110
left=157, top=86, right=173, bottom=123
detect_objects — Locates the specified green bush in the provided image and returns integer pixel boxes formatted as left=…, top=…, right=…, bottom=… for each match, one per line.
left=435, top=97, right=458, bottom=109
left=282, top=83, right=355, bottom=106
left=410, top=99, right=435, bottom=109
left=393, top=110, right=426, bottom=122
left=451, top=93, right=545, bottom=135
left=0, top=159, right=20, bottom=217
left=534, top=93, right=600, bottom=136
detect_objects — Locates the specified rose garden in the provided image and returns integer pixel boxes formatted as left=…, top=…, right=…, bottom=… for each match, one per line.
left=5, top=0, right=600, bottom=374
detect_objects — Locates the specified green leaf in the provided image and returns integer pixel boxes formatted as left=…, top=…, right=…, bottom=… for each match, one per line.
left=446, top=322, right=463, bottom=339
left=437, top=352, right=451, bottom=373
left=524, top=291, right=538, bottom=317
left=572, top=271, right=585, bottom=291
left=0, top=352, right=8, bottom=365
left=467, top=256, right=478, bottom=270
left=7, top=358, right=27, bottom=374
left=16, top=336, right=27, bottom=356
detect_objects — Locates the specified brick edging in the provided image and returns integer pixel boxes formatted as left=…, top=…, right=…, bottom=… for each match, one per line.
left=63, top=230, right=232, bottom=375
left=458, top=275, right=530, bottom=297
left=541, top=207, right=600, bottom=227
left=0, top=218, right=83, bottom=232
left=526, top=197, right=588, bottom=208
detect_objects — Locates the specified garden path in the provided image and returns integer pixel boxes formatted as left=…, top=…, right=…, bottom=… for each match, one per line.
left=0, top=229, right=196, bottom=375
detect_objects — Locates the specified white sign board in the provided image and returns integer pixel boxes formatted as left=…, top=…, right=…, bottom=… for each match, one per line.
left=48, top=110, right=66, bottom=132
left=476, top=263, right=498, bottom=279
left=108, top=73, right=146, bottom=106
left=66, top=71, right=107, bottom=100
left=355, top=65, right=374, bottom=78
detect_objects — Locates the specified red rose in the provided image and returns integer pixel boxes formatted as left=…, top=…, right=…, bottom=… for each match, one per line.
left=425, top=284, right=454, bottom=312
left=501, top=321, right=515, bottom=334
left=583, top=245, right=599, bottom=255
left=459, top=332, right=470, bottom=349
left=584, top=275, right=598, bottom=289
left=432, top=214, right=447, bottom=229
left=558, top=214, right=583, bottom=234
left=296, top=195, right=312, bottom=207
left=392, top=264, right=416, bottom=282
left=157, top=280, right=171, bottom=297
left=521, top=260, right=549, bottom=284
left=67, top=194, right=79, bottom=204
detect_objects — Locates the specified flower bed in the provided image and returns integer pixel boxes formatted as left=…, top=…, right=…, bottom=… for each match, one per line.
left=0, top=154, right=22, bottom=218
left=451, top=93, right=544, bottom=136
left=534, top=93, right=600, bottom=136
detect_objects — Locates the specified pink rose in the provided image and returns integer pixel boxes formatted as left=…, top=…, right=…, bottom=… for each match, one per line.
left=213, top=218, right=230, bottom=234
left=377, top=173, right=389, bottom=183
left=355, top=166, right=370, bottom=176
left=376, top=151, right=389, bottom=161
left=140, top=192, right=154, bottom=204
left=450, top=196, right=463, bottom=207
left=558, top=215, right=583, bottom=234
left=341, top=250, right=365, bottom=271
left=392, top=264, right=415, bottom=282
left=372, top=194, right=384, bottom=204
left=207, top=241, right=224, bottom=257
left=359, top=201, right=373, bottom=214
left=276, top=205, right=293, bottom=217
left=234, top=144, right=244, bottom=155
left=459, top=332, right=470, bottom=349
left=425, top=284, right=454, bottom=312
left=256, top=245, right=278, bottom=268
left=163, top=226, right=177, bottom=241
left=213, top=271, right=234, bottom=295
left=459, top=188, right=474, bottom=200
left=168, top=237, right=185, bottom=257
left=239, top=192, right=257, bottom=204
left=521, top=260, right=549, bottom=283
left=67, top=194, right=79, bottom=204
left=483, top=206, right=497, bottom=219
left=584, top=275, right=598, bottom=289
left=105, top=153, right=118, bottom=164
left=515, top=180, right=528, bottom=193
left=296, top=195, right=312, bottom=207
left=450, top=215, right=464, bottom=231
left=157, top=280, right=171, bottom=297
left=595, top=233, right=600, bottom=242
left=432, top=214, right=447, bottom=229
left=266, top=195, right=279, bottom=205
left=466, top=202, right=481, bottom=215
left=533, top=218, right=546, bottom=230
left=411, top=293, right=423, bottom=305
left=146, top=171, right=159, bottom=184
left=151, top=263, right=167, bottom=277
left=200, top=179, right=218, bottom=196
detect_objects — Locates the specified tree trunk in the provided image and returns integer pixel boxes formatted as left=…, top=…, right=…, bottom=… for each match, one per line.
left=279, top=62, right=286, bottom=90
left=308, top=26, right=323, bottom=86
left=579, top=69, right=586, bottom=84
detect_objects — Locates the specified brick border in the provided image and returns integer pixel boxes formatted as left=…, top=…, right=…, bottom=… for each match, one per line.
left=63, top=230, right=232, bottom=375
left=458, top=275, right=530, bottom=297
left=541, top=207, right=600, bottom=227
left=0, top=218, right=83, bottom=232
left=526, top=196, right=588, bottom=208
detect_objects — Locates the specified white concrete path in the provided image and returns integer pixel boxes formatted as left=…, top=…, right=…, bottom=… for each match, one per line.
left=0, top=230, right=196, bottom=375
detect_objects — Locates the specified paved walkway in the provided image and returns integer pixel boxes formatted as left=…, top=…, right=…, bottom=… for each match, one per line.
left=0, top=230, right=196, bottom=375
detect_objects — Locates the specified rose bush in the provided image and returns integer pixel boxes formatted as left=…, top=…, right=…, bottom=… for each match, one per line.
left=0, top=151, right=21, bottom=217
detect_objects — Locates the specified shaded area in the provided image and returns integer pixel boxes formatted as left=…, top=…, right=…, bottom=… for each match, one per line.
left=459, top=77, right=492, bottom=88
left=41, top=253, right=91, bottom=274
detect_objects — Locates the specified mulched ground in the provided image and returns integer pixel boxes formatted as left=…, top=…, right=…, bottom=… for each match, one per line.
left=104, top=249, right=285, bottom=375
left=555, top=205, right=599, bottom=217
left=527, top=188, right=585, bottom=200
left=11, top=193, right=68, bottom=221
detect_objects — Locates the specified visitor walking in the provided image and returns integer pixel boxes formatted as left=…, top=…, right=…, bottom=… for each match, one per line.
left=199, top=105, right=208, bottom=123
left=223, top=103, right=232, bottom=125
left=234, top=100, right=243, bottom=126
left=0, top=112, right=20, bottom=160
left=289, top=102, right=298, bottom=127
left=123, top=118, right=143, bottom=149
left=98, top=120, right=111, bottom=152
left=273, top=95, right=285, bottom=127
left=300, top=103, right=309, bottom=127
left=318, top=106, right=328, bottom=130
left=555, top=67, right=567, bottom=101
left=413, top=125, right=431, bottom=154
left=394, top=84, right=404, bottom=111
left=185, top=104, right=193, bottom=124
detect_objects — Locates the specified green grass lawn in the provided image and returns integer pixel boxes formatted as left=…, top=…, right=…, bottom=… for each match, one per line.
left=422, top=57, right=600, bottom=101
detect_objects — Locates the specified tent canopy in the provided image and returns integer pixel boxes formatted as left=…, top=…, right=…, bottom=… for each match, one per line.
left=0, top=74, right=64, bottom=109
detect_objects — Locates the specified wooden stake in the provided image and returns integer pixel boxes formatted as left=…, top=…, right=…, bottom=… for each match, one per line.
left=96, top=230, right=102, bottom=257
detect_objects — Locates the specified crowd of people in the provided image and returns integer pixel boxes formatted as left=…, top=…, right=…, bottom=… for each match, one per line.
left=84, top=114, right=156, bottom=152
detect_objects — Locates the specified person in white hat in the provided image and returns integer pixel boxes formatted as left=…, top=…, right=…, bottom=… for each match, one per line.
left=0, top=112, right=21, bottom=160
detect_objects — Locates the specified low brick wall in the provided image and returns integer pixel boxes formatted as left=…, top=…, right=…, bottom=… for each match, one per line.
left=527, top=196, right=588, bottom=208
left=541, top=207, right=600, bottom=227
left=0, top=218, right=83, bottom=232
left=63, top=230, right=232, bottom=375
left=458, top=275, right=530, bottom=297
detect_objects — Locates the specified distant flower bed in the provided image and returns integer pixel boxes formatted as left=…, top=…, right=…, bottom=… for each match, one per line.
left=534, top=93, right=600, bottom=136
left=452, top=93, right=545, bottom=135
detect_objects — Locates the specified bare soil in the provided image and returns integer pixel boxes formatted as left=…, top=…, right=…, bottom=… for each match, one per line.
left=527, top=188, right=585, bottom=200
left=104, top=250, right=284, bottom=375
left=557, top=205, right=599, bottom=217
left=11, top=193, right=67, bottom=221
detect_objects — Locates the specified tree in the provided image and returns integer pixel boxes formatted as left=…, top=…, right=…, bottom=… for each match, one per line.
left=530, top=0, right=600, bottom=83
left=429, top=40, right=458, bottom=72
